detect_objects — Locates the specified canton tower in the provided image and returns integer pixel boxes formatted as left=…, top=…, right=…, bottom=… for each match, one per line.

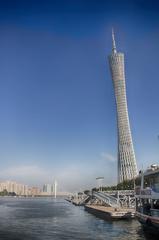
left=108, top=30, right=138, bottom=183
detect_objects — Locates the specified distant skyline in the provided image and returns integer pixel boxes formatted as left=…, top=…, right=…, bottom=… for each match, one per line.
left=0, top=0, right=159, bottom=192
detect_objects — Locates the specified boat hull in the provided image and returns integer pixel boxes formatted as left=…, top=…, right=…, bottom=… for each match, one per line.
left=85, top=205, right=134, bottom=221
left=136, top=211, right=159, bottom=232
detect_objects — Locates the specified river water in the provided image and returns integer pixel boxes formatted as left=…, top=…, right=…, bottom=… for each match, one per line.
left=0, top=197, right=157, bottom=240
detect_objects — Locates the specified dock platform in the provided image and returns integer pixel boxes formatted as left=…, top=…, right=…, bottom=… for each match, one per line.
left=85, top=204, right=135, bottom=220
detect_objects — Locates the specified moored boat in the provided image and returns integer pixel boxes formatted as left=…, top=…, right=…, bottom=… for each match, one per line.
left=135, top=164, right=159, bottom=232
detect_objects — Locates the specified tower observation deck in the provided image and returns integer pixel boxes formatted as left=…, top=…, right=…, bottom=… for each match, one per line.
left=108, top=30, right=138, bottom=183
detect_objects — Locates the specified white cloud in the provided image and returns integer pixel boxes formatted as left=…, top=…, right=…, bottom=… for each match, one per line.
left=55, top=164, right=95, bottom=192
left=0, top=164, right=90, bottom=192
left=2, top=165, right=45, bottom=177
left=0, top=159, right=117, bottom=193
left=100, top=152, right=116, bottom=162
left=1, top=165, right=50, bottom=186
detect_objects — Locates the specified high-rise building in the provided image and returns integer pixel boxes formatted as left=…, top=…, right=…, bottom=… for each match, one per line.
left=42, top=183, right=54, bottom=195
left=108, top=29, right=138, bottom=183
left=0, top=180, right=29, bottom=195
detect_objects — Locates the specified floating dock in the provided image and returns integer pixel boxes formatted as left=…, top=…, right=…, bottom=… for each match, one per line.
left=85, top=204, right=135, bottom=220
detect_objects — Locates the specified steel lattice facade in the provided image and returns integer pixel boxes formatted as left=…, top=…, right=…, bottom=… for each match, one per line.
left=108, top=30, right=138, bottom=183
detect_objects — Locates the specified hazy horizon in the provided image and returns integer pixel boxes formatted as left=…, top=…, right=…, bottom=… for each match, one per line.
left=0, top=0, right=159, bottom=192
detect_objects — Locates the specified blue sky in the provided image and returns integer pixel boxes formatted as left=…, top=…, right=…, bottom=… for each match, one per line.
left=0, top=0, right=159, bottom=192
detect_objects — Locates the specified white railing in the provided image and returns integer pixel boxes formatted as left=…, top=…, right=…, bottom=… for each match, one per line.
left=93, top=191, right=119, bottom=208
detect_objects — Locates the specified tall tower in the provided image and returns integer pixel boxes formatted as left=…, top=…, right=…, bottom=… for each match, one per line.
left=108, top=29, right=138, bottom=183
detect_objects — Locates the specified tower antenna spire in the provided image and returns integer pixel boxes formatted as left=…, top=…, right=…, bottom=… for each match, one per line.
left=112, top=28, right=117, bottom=53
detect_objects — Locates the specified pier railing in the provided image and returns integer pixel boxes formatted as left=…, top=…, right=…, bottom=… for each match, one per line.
left=103, top=190, right=134, bottom=195
left=92, top=190, right=135, bottom=208
left=92, top=191, right=119, bottom=208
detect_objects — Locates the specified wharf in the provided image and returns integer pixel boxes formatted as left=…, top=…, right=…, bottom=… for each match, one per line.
left=85, top=204, right=135, bottom=220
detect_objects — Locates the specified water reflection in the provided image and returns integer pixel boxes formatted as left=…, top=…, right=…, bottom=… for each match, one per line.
left=0, top=197, right=157, bottom=240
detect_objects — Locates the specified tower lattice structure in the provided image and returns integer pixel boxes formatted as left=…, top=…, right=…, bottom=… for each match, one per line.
left=108, top=30, right=138, bottom=183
